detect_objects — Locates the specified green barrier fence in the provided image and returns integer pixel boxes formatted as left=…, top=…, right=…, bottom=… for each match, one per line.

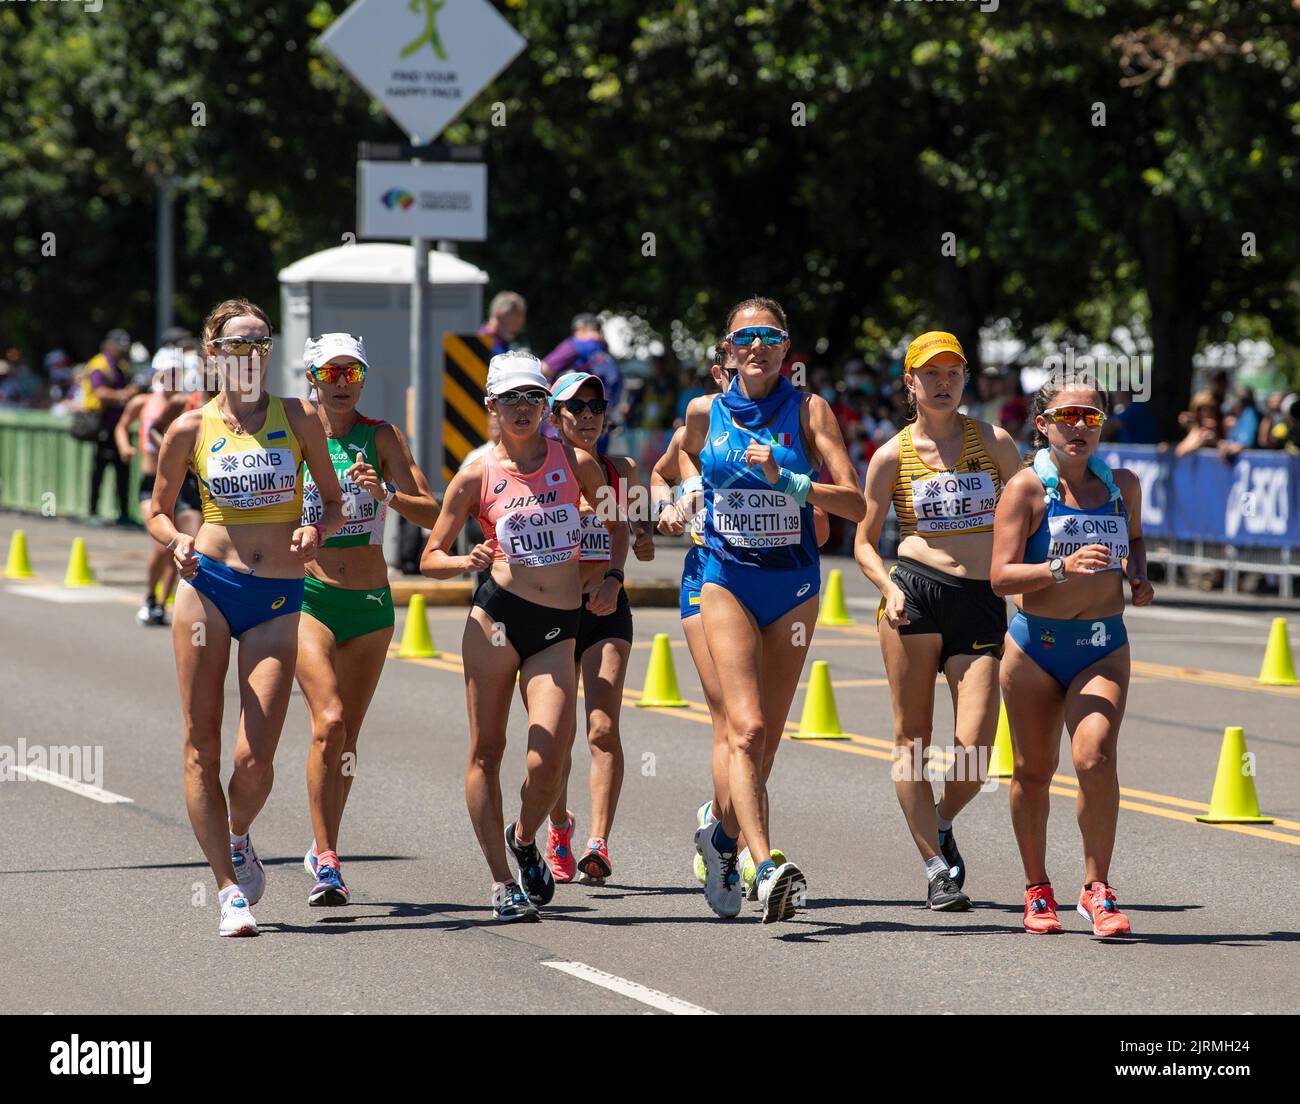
left=0, top=408, right=144, bottom=522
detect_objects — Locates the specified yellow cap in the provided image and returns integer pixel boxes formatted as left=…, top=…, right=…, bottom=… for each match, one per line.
left=904, top=331, right=966, bottom=373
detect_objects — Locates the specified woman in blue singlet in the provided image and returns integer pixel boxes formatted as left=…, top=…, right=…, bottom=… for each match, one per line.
left=681, top=297, right=866, bottom=923
left=991, top=381, right=1154, bottom=938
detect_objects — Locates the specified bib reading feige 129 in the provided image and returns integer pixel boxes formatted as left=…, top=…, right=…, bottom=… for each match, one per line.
left=909, top=470, right=996, bottom=534
left=496, top=503, right=581, bottom=567
left=711, top=488, right=802, bottom=548
left=205, top=445, right=299, bottom=512
left=1046, top=512, right=1128, bottom=570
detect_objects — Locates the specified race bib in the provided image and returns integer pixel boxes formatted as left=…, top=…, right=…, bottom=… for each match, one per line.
left=302, top=469, right=384, bottom=544
left=911, top=471, right=996, bottom=534
left=579, top=512, right=610, bottom=561
left=689, top=506, right=706, bottom=548
left=205, top=447, right=298, bottom=512
left=712, top=488, right=801, bottom=548
left=496, top=502, right=581, bottom=567
left=1047, top=512, right=1128, bottom=571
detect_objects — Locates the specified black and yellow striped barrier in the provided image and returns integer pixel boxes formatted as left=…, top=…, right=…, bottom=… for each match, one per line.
left=441, top=332, right=491, bottom=482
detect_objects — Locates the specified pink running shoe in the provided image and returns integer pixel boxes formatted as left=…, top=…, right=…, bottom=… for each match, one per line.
left=576, top=838, right=612, bottom=885
left=545, top=812, right=576, bottom=883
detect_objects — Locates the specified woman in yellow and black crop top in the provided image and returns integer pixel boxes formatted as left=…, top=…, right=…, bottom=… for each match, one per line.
left=854, top=332, right=1021, bottom=913
left=145, top=297, right=344, bottom=939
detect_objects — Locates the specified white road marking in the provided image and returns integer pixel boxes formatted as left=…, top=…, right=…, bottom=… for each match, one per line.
left=542, top=960, right=717, bottom=1015
left=6, top=584, right=138, bottom=605
left=10, top=765, right=134, bottom=804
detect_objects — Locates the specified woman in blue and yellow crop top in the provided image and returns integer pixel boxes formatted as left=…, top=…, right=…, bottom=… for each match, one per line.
left=145, top=297, right=344, bottom=939
left=991, top=381, right=1152, bottom=938
left=855, top=332, right=1023, bottom=914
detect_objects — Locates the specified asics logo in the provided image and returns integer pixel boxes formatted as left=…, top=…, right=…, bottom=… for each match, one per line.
left=271, top=597, right=285, bottom=610
left=210, top=437, right=227, bottom=452
left=494, top=478, right=508, bottom=494
left=713, top=433, right=730, bottom=446
left=796, top=583, right=811, bottom=597
left=545, top=627, right=561, bottom=640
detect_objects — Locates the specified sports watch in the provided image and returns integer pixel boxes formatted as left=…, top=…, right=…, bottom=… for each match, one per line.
left=1049, top=556, right=1067, bottom=584
left=379, top=481, right=397, bottom=503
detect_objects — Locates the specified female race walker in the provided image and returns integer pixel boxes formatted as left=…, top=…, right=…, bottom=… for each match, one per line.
left=991, top=382, right=1152, bottom=937
left=420, top=351, right=628, bottom=922
left=682, top=297, right=865, bottom=923
left=146, top=298, right=344, bottom=937
left=855, top=332, right=1021, bottom=911
left=296, top=333, right=439, bottom=906
left=542, top=371, right=654, bottom=886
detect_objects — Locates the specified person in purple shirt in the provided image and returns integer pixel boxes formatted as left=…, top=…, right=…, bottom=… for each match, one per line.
left=85, top=328, right=141, bottom=525
left=542, top=314, right=623, bottom=452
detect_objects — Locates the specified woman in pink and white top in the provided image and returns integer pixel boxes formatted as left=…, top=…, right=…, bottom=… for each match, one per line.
left=421, top=351, right=628, bottom=922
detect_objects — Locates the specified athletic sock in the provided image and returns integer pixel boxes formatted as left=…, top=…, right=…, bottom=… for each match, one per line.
left=218, top=884, right=243, bottom=905
left=754, top=859, right=777, bottom=886
left=935, top=803, right=953, bottom=833
left=550, top=815, right=569, bottom=830
left=925, top=855, right=949, bottom=880
left=229, top=831, right=249, bottom=850
left=316, top=849, right=339, bottom=869
left=711, top=822, right=738, bottom=853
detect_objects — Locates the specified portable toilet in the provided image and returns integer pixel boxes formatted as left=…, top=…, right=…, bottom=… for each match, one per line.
left=276, top=241, right=488, bottom=479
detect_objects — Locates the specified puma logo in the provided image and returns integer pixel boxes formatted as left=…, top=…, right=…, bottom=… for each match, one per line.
left=365, top=592, right=386, bottom=605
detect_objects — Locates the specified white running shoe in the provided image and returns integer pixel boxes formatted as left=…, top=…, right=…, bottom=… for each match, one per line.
left=219, top=892, right=259, bottom=937
left=756, top=861, right=806, bottom=924
left=303, top=842, right=318, bottom=878
left=135, top=602, right=153, bottom=626
left=231, top=833, right=265, bottom=906
left=694, top=823, right=742, bottom=918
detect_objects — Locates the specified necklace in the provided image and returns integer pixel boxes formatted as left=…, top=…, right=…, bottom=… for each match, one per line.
left=220, top=394, right=268, bottom=436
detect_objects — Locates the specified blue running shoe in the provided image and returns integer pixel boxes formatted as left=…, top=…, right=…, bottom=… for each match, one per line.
left=308, top=863, right=349, bottom=907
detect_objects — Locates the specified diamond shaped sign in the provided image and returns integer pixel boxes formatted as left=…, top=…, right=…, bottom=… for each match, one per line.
left=320, top=0, right=526, bottom=142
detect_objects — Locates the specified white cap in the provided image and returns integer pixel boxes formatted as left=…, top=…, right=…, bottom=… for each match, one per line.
left=486, top=350, right=549, bottom=400
left=304, top=333, right=368, bottom=369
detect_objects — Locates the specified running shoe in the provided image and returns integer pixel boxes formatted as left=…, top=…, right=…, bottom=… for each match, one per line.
left=308, top=862, right=349, bottom=907
left=545, top=812, right=576, bottom=884
left=135, top=601, right=153, bottom=626
left=148, top=602, right=167, bottom=626
left=693, top=801, right=714, bottom=884
left=938, top=822, right=966, bottom=890
left=694, top=823, right=742, bottom=918
left=231, top=833, right=265, bottom=906
left=576, top=838, right=611, bottom=885
left=741, top=847, right=788, bottom=901
left=303, top=843, right=318, bottom=878
left=1077, top=881, right=1132, bottom=938
left=1023, top=884, right=1063, bottom=934
left=219, top=892, right=259, bottom=937
left=755, top=860, right=806, bottom=924
left=493, top=881, right=540, bottom=923
left=926, top=869, right=971, bottom=911
left=505, top=823, right=555, bottom=907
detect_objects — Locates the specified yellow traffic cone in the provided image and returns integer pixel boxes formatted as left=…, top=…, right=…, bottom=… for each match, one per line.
left=816, top=568, right=854, bottom=627
left=4, top=529, right=33, bottom=579
left=792, top=659, right=848, bottom=738
left=1196, top=726, right=1273, bottom=824
left=987, top=701, right=1014, bottom=778
left=398, top=593, right=439, bottom=658
left=63, top=537, right=95, bottom=587
left=1257, top=618, right=1297, bottom=686
left=634, top=632, right=688, bottom=707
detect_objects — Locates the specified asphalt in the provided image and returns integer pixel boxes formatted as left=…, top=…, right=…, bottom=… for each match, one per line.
left=2, top=510, right=1299, bottom=1015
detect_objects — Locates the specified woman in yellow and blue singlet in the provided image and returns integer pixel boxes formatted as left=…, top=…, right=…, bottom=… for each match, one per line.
left=146, top=298, right=344, bottom=938
left=855, top=332, right=1022, bottom=913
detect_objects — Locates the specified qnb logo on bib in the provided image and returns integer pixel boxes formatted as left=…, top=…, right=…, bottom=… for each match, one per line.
left=712, top=489, right=801, bottom=548
left=205, top=447, right=297, bottom=510
left=1047, top=513, right=1127, bottom=570
left=497, top=503, right=580, bottom=567
left=911, top=471, right=995, bottom=534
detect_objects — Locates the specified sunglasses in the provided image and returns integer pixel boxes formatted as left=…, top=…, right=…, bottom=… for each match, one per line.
left=1043, top=405, right=1107, bottom=429
left=212, top=337, right=273, bottom=357
left=558, top=397, right=608, bottom=415
left=310, top=362, right=367, bottom=385
left=725, top=326, right=788, bottom=348
left=494, top=389, right=549, bottom=407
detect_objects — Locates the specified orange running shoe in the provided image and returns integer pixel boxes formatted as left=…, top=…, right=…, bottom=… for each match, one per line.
left=1077, top=881, right=1132, bottom=938
left=1023, top=883, right=1063, bottom=934
left=544, top=812, right=576, bottom=883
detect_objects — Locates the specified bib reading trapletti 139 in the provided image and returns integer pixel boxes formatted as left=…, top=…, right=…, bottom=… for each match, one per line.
left=711, top=488, right=802, bottom=548
left=909, top=471, right=996, bottom=534
left=1046, top=512, right=1128, bottom=570
left=205, top=447, right=299, bottom=512
left=496, top=503, right=581, bottom=566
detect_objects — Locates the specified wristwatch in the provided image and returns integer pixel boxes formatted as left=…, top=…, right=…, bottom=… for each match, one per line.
left=379, top=481, right=397, bottom=503
left=1049, top=556, right=1067, bottom=584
